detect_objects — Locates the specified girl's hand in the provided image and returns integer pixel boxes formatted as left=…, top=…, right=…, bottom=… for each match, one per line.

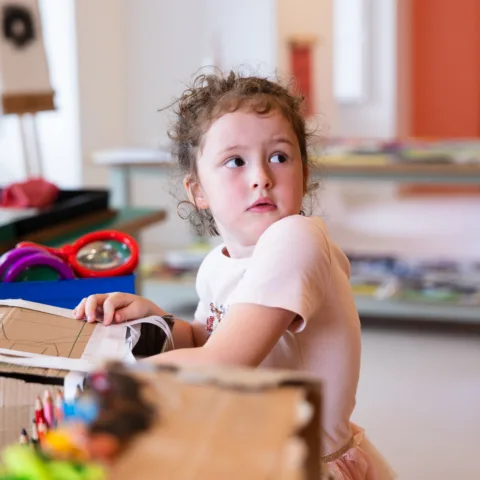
left=73, top=292, right=166, bottom=326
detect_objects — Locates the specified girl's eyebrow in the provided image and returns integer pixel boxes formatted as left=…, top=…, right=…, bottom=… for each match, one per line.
left=220, top=144, right=243, bottom=154
left=271, top=137, right=295, bottom=146
left=218, top=137, right=294, bottom=155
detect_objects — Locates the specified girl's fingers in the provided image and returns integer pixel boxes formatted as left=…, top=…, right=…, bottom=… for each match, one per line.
left=84, top=294, right=109, bottom=323
left=74, top=297, right=87, bottom=319
left=74, top=293, right=136, bottom=325
left=111, top=303, right=140, bottom=325
left=102, top=293, right=129, bottom=326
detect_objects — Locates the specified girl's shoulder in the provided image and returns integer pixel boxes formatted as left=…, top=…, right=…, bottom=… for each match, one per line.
left=254, top=214, right=351, bottom=277
left=256, top=215, right=331, bottom=253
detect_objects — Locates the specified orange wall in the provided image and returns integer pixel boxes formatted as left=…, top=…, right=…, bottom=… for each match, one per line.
left=411, top=0, right=480, bottom=137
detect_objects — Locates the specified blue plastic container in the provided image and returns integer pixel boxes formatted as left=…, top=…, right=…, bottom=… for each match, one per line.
left=0, top=275, right=136, bottom=309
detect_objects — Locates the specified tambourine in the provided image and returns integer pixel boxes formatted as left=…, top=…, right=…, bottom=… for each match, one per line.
left=0, top=246, right=75, bottom=282
left=16, top=230, right=139, bottom=279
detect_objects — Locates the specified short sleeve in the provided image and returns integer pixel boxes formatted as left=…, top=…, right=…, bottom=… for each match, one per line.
left=193, top=251, right=212, bottom=323
left=228, top=215, right=332, bottom=332
left=194, top=298, right=209, bottom=323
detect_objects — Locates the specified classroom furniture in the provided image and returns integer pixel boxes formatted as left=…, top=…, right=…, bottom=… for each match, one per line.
left=0, top=207, right=166, bottom=254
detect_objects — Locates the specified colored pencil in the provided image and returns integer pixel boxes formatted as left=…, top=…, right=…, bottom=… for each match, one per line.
left=18, top=428, right=29, bottom=445
left=43, top=390, right=55, bottom=428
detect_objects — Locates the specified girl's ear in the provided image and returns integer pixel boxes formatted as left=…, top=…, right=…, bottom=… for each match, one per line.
left=184, top=174, right=209, bottom=210
left=302, top=164, right=309, bottom=194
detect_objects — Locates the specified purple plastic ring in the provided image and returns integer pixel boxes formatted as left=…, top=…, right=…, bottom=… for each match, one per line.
left=0, top=247, right=52, bottom=280
left=3, top=252, right=76, bottom=282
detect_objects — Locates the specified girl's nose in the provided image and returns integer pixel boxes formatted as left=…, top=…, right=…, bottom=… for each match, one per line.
left=251, top=166, right=273, bottom=190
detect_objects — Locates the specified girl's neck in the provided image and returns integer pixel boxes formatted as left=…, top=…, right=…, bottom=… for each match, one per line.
left=222, top=241, right=255, bottom=259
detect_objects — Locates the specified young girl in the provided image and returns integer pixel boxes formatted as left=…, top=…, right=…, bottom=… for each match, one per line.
left=74, top=71, right=394, bottom=479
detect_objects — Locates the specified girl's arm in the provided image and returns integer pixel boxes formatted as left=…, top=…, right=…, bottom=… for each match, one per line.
left=73, top=292, right=210, bottom=350
left=171, top=319, right=210, bottom=349
left=146, top=303, right=295, bottom=367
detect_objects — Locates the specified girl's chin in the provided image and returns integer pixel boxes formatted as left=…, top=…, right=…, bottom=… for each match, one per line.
left=246, top=217, right=279, bottom=237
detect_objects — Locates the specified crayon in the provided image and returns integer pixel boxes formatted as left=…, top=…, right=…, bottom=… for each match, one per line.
left=18, top=428, right=29, bottom=445
left=37, top=418, right=47, bottom=445
left=43, top=390, right=54, bottom=428
left=30, top=419, right=39, bottom=449
left=55, top=389, right=64, bottom=425
left=34, top=396, right=46, bottom=425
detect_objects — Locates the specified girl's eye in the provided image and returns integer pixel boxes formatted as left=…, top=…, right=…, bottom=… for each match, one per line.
left=270, top=153, right=288, bottom=164
left=225, top=157, right=245, bottom=168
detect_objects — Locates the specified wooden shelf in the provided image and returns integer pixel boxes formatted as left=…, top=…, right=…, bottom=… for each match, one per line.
left=354, top=296, right=480, bottom=324
left=319, top=162, right=480, bottom=184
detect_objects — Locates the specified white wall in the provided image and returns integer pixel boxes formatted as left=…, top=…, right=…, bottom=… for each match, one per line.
left=112, top=0, right=210, bottom=251
left=122, top=0, right=277, bottom=149
left=336, top=0, right=397, bottom=138
left=0, top=0, right=80, bottom=187
left=122, top=0, right=211, bottom=148
left=207, top=0, right=277, bottom=76
left=111, top=0, right=281, bottom=252
left=0, top=114, right=24, bottom=183
left=75, top=0, right=130, bottom=188
left=38, top=0, right=81, bottom=187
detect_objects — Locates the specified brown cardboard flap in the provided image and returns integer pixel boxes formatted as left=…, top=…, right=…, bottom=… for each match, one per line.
left=109, top=365, right=322, bottom=480
left=169, top=363, right=318, bottom=389
left=0, top=304, right=95, bottom=378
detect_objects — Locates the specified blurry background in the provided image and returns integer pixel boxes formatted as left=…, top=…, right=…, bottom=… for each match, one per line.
left=1, top=1, right=480, bottom=478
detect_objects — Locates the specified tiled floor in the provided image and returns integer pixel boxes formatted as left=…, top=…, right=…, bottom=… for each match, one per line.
left=353, top=326, right=480, bottom=479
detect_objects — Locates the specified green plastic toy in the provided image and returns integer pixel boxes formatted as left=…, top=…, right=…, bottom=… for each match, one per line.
left=0, top=445, right=105, bottom=480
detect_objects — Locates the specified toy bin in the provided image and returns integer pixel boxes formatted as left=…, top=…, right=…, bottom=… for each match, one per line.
left=0, top=275, right=135, bottom=309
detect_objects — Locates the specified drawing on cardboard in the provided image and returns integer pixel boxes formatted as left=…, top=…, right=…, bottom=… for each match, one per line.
left=0, top=305, right=96, bottom=377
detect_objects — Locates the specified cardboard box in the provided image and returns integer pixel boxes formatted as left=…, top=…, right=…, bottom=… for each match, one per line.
left=0, top=303, right=324, bottom=479
left=0, top=300, right=96, bottom=448
left=0, top=300, right=171, bottom=449
left=106, top=364, right=323, bottom=480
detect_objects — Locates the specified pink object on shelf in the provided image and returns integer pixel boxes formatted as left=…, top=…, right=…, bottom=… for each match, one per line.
left=0, top=178, right=59, bottom=208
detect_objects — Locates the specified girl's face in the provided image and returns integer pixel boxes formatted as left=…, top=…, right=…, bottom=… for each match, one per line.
left=186, top=108, right=307, bottom=257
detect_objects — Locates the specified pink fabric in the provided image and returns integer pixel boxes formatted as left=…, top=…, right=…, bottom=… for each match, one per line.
left=196, top=216, right=361, bottom=455
left=1, top=178, right=59, bottom=208
left=327, top=424, right=396, bottom=480
left=194, top=216, right=395, bottom=479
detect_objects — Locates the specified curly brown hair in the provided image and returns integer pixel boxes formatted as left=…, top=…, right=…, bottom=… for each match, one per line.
left=168, top=70, right=317, bottom=236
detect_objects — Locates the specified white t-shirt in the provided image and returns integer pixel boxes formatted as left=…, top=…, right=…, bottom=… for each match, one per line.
left=194, top=215, right=361, bottom=455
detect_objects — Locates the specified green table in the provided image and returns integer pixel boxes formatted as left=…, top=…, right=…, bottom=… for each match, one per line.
left=0, top=207, right=167, bottom=252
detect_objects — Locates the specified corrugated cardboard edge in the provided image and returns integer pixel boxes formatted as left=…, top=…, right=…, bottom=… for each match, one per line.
left=110, top=363, right=322, bottom=480
left=166, top=363, right=319, bottom=389
left=0, top=299, right=74, bottom=319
